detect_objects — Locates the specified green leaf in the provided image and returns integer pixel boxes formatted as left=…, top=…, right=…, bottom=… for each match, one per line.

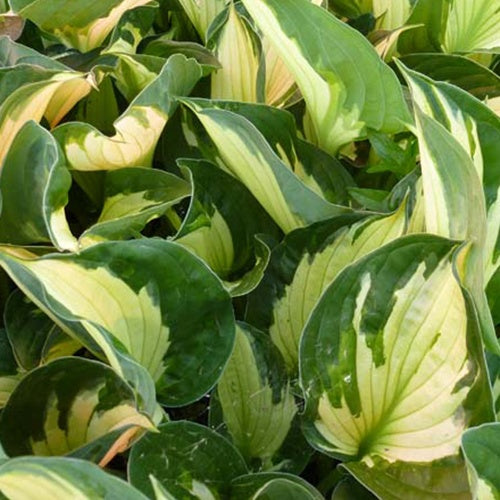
left=208, top=4, right=262, bottom=102
left=246, top=204, right=407, bottom=374
left=241, top=0, right=410, bottom=153
left=0, top=239, right=235, bottom=407
left=231, top=472, right=323, bottom=500
left=10, top=0, right=152, bottom=52
left=0, top=357, right=153, bottom=462
left=53, top=54, right=202, bottom=172
left=4, top=290, right=80, bottom=371
left=443, top=0, right=500, bottom=53
left=175, top=158, right=280, bottom=296
left=0, top=456, right=148, bottom=498
left=128, top=421, right=248, bottom=499
left=80, top=167, right=190, bottom=247
left=344, top=457, right=471, bottom=500
left=0, top=121, right=77, bottom=251
left=214, top=323, right=297, bottom=469
left=301, top=235, right=494, bottom=461
left=181, top=98, right=350, bottom=233
left=400, top=53, right=500, bottom=101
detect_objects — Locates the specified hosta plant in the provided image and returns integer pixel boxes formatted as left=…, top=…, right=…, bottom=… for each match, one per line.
left=0, top=0, right=498, bottom=498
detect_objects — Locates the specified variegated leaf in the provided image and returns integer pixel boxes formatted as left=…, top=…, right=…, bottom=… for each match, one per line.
left=129, top=421, right=248, bottom=499
left=175, top=159, right=280, bottom=297
left=247, top=204, right=407, bottom=374
left=4, top=290, right=80, bottom=372
left=0, top=357, right=153, bottom=463
left=230, top=473, right=323, bottom=500
left=177, top=0, right=229, bottom=40
left=344, top=457, right=472, bottom=499
left=181, top=98, right=350, bottom=233
left=0, top=121, right=77, bottom=251
left=241, top=0, right=410, bottom=153
left=0, top=38, right=93, bottom=165
left=0, top=456, right=148, bottom=499
left=0, top=239, right=235, bottom=406
left=10, top=0, right=152, bottom=52
left=214, top=323, right=297, bottom=469
left=209, top=4, right=262, bottom=102
left=53, top=54, right=202, bottom=171
left=443, top=0, right=500, bottom=53
left=399, top=64, right=499, bottom=355
left=79, top=167, right=190, bottom=247
left=301, top=235, right=493, bottom=462
left=462, top=424, right=500, bottom=500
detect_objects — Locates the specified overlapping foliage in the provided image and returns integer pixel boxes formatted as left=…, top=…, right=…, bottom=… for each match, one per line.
left=0, top=0, right=499, bottom=498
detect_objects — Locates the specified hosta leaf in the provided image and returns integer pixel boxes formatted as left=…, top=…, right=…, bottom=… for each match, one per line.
left=443, top=0, right=500, bottom=53
left=53, top=54, right=202, bottom=172
left=262, top=0, right=323, bottom=107
left=129, top=421, right=248, bottom=499
left=246, top=204, right=407, bottom=374
left=487, top=269, right=500, bottom=325
left=214, top=323, right=297, bottom=469
left=486, top=353, right=500, bottom=418
left=4, top=290, right=80, bottom=372
left=230, top=473, right=323, bottom=500
left=301, top=235, right=493, bottom=462
left=0, top=357, right=153, bottom=462
left=0, top=60, right=93, bottom=165
left=0, top=456, right=148, bottom=499
left=177, top=0, right=228, bottom=40
left=399, top=65, right=500, bottom=354
left=0, top=121, right=76, bottom=251
left=241, top=0, right=410, bottom=153
left=74, top=76, right=120, bottom=136
left=332, top=476, right=377, bottom=499
left=344, top=457, right=471, bottom=500
left=462, top=423, right=500, bottom=499
left=373, top=0, right=412, bottom=30
left=10, top=0, right=152, bottom=52
left=209, top=4, right=262, bottom=102
left=105, top=3, right=158, bottom=55
left=175, top=159, right=280, bottom=296
left=327, top=0, right=372, bottom=19
left=400, top=53, right=500, bottom=101
left=181, top=98, right=350, bottom=233
left=397, top=0, right=449, bottom=55
left=0, top=240, right=235, bottom=406
left=80, top=167, right=190, bottom=247
left=0, top=328, right=21, bottom=409
left=0, top=36, right=66, bottom=70
left=111, top=53, right=165, bottom=102
left=185, top=99, right=353, bottom=204
left=144, top=38, right=220, bottom=75
left=397, top=64, right=500, bottom=284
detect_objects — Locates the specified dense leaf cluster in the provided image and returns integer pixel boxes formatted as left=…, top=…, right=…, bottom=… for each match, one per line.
left=0, top=0, right=498, bottom=498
